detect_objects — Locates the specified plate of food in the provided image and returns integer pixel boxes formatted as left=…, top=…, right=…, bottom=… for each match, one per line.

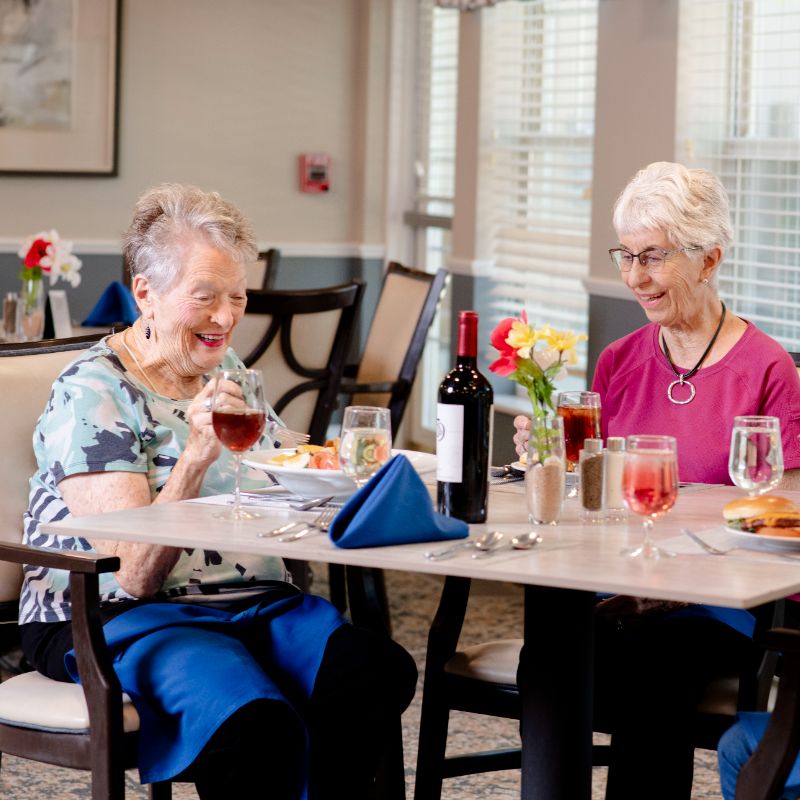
left=243, top=442, right=436, bottom=500
left=722, top=494, right=800, bottom=548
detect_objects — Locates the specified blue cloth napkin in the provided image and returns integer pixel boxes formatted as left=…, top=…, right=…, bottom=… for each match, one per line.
left=328, top=454, right=468, bottom=548
left=82, top=280, right=139, bottom=326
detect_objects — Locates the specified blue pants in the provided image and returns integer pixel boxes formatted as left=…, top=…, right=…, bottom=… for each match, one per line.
left=719, top=713, right=800, bottom=800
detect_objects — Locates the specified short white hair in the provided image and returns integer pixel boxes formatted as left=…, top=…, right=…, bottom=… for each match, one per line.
left=612, top=162, right=734, bottom=258
left=123, top=183, right=258, bottom=292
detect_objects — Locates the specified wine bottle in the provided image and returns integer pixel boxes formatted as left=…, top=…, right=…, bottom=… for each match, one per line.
left=436, top=310, right=494, bottom=523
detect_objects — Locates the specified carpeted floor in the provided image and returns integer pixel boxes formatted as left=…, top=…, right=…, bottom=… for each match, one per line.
left=0, top=566, right=724, bottom=798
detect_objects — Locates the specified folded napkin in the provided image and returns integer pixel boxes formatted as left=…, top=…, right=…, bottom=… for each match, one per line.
left=82, top=280, right=139, bottom=326
left=329, top=454, right=468, bottom=548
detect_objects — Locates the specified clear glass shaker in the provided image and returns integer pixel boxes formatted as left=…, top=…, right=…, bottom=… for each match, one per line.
left=603, top=436, right=628, bottom=523
left=579, top=438, right=604, bottom=523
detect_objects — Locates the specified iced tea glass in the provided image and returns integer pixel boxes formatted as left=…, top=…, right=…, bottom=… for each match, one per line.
left=555, top=391, right=602, bottom=472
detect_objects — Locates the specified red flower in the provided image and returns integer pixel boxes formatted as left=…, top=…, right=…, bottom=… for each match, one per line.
left=489, top=316, right=519, bottom=376
left=23, top=238, right=50, bottom=270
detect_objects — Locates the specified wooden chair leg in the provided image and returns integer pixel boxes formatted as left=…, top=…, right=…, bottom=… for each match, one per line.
left=413, top=684, right=451, bottom=800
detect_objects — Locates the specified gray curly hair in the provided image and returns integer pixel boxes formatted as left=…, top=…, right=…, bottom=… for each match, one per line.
left=612, top=162, right=734, bottom=261
left=122, top=183, right=258, bottom=292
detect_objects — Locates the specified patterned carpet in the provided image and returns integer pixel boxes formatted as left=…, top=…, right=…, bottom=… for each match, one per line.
left=0, top=566, right=724, bottom=799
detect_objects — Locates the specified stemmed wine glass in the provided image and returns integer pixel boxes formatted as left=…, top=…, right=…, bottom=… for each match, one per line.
left=211, top=368, right=267, bottom=520
left=339, top=406, right=392, bottom=489
left=728, top=416, right=783, bottom=497
left=621, top=435, right=679, bottom=559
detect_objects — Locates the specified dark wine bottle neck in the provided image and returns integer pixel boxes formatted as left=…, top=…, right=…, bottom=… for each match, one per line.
left=456, top=355, right=477, bottom=368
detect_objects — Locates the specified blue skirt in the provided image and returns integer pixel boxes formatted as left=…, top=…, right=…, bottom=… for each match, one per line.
left=65, top=592, right=346, bottom=789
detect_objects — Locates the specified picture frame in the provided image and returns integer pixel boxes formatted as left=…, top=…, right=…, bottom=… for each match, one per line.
left=0, top=0, right=121, bottom=176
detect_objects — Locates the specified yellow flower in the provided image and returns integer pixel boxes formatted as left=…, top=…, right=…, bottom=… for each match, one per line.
left=542, top=327, right=587, bottom=356
left=505, top=319, right=537, bottom=351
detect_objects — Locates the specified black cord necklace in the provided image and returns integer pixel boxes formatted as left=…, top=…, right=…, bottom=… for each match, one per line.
left=661, top=301, right=726, bottom=405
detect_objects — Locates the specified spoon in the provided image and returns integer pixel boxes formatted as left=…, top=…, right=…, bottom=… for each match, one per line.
left=471, top=531, right=505, bottom=558
left=510, top=532, right=543, bottom=550
left=424, top=530, right=504, bottom=561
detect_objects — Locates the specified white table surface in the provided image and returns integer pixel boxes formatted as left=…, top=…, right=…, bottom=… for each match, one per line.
left=42, top=480, right=800, bottom=800
left=42, top=482, right=800, bottom=608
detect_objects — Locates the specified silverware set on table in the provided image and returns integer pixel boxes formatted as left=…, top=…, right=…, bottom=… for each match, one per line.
left=258, top=506, right=337, bottom=541
left=681, top=528, right=800, bottom=561
left=424, top=530, right=542, bottom=560
left=490, top=465, right=525, bottom=484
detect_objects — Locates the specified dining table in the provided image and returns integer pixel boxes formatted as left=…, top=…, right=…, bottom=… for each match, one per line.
left=42, top=478, right=800, bottom=800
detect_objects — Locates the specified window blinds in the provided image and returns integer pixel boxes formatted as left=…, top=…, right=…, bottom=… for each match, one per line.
left=677, top=0, right=800, bottom=350
left=480, top=0, right=598, bottom=381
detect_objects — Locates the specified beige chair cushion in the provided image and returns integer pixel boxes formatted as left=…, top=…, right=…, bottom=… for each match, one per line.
left=0, top=670, right=139, bottom=733
left=445, top=639, right=522, bottom=685
left=447, top=638, right=779, bottom=716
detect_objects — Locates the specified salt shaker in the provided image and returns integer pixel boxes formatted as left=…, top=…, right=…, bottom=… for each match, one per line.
left=579, top=438, right=604, bottom=523
left=603, top=436, right=627, bottom=523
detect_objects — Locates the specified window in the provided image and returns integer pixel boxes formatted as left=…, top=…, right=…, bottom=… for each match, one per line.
left=481, top=0, right=599, bottom=386
left=677, top=0, right=800, bottom=349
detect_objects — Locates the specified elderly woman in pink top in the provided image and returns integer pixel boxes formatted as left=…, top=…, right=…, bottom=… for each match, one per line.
left=513, top=162, right=800, bottom=800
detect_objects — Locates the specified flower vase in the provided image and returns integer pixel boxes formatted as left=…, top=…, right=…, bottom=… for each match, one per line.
left=525, top=414, right=566, bottom=525
left=17, top=277, right=45, bottom=341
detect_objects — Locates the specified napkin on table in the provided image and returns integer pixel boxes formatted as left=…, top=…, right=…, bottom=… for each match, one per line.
left=82, top=281, right=139, bottom=326
left=328, top=454, right=468, bottom=548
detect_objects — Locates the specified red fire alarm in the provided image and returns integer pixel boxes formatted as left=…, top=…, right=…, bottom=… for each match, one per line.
left=299, top=153, right=331, bottom=193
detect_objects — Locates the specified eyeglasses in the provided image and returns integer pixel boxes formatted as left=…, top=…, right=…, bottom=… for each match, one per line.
left=608, top=246, right=702, bottom=273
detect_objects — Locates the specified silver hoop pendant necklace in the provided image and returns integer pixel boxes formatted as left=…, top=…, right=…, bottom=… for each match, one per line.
left=661, top=302, right=726, bottom=405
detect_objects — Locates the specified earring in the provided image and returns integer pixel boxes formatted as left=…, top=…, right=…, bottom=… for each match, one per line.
left=145, top=324, right=151, bottom=340
left=702, top=278, right=709, bottom=285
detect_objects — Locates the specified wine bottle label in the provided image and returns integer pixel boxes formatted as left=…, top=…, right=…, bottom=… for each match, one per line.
left=436, top=403, right=464, bottom=482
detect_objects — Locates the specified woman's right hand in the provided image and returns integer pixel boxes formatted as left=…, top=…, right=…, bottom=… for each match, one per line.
left=513, top=415, right=531, bottom=458
left=183, top=381, right=223, bottom=468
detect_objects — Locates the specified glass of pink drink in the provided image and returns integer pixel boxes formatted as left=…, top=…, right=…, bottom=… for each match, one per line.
left=621, top=435, right=678, bottom=559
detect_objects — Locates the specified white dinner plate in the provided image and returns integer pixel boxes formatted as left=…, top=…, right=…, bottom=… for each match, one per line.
left=243, top=448, right=436, bottom=500
left=725, top=525, right=800, bottom=550
left=510, top=461, right=526, bottom=473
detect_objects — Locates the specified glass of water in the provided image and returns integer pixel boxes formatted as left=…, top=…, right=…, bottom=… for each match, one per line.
left=728, top=416, right=784, bottom=497
left=339, top=406, right=392, bottom=488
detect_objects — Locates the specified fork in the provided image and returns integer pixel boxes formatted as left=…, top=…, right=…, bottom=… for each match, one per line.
left=267, top=421, right=310, bottom=448
left=682, top=528, right=800, bottom=560
left=278, top=507, right=337, bottom=542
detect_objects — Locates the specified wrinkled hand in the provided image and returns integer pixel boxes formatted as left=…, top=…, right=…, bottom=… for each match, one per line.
left=513, top=415, right=531, bottom=458
left=183, top=382, right=222, bottom=467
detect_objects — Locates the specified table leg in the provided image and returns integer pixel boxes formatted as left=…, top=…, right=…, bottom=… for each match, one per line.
left=520, top=585, right=595, bottom=800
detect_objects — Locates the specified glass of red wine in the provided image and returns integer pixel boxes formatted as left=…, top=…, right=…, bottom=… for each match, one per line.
left=211, top=368, right=267, bottom=520
left=621, top=435, right=678, bottom=559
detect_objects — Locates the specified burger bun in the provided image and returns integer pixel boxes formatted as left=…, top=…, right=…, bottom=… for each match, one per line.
left=722, top=495, right=798, bottom=522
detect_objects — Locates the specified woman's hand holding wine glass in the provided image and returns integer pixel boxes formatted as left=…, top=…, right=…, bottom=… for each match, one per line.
left=211, top=368, right=267, bottom=520
left=621, top=435, right=678, bottom=559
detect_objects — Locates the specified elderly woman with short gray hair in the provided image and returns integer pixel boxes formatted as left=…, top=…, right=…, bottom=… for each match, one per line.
left=512, top=162, right=800, bottom=800
left=19, top=183, right=416, bottom=800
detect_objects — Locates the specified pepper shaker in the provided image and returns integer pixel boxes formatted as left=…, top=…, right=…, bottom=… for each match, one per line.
left=579, top=438, right=604, bottom=523
left=603, top=436, right=627, bottom=523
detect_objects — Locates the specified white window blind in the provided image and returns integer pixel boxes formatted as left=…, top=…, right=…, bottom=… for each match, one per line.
left=481, top=0, right=598, bottom=381
left=677, top=0, right=800, bottom=351
left=415, top=2, right=459, bottom=223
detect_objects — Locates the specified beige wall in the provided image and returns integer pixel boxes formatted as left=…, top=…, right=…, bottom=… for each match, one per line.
left=0, top=0, right=389, bottom=249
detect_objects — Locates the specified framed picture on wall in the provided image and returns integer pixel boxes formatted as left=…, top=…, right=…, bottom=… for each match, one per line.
left=0, top=0, right=121, bottom=176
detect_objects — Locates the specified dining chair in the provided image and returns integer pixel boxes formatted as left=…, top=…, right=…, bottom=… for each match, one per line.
left=413, top=575, right=782, bottom=800
left=734, top=626, right=800, bottom=800
left=245, top=248, right=282, bottom=291
left=231, top=280, right=364, bottom=445
left=0, top=334, right=172, bottom=800
left=338, top=262, right=447, bottom=439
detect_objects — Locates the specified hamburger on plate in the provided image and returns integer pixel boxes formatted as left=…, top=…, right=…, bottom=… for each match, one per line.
left=723, top=495, right=800, bottom=537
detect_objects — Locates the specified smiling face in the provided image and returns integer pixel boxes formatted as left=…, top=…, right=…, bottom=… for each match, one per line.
left=618, top=229, right=713, bottom=330
left=138, top=237, right=247, bottom=379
